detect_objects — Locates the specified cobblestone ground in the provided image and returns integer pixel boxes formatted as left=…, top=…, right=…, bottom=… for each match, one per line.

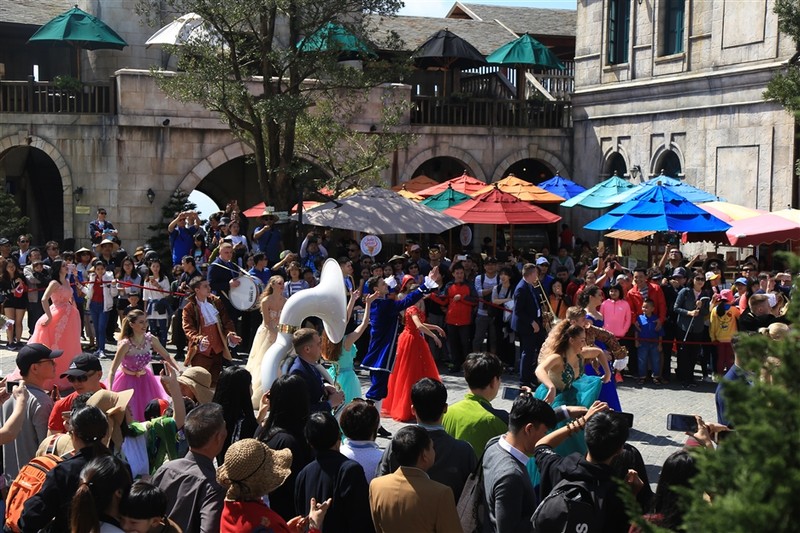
left=0, top=339, right=716, bottom=489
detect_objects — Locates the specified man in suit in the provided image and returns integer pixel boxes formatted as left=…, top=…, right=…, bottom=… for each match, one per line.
left=369, top=425, right=462, bottom=533
left=182, top=278, right=241, bottom=386
left=482, top=394, right=558, bottom=532
left=512, top=263, right=547, bottom=387
left=289, top=328, right=344, bottom=413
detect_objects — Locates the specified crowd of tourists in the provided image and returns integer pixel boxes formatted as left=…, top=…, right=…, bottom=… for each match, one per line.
left=0, top=205, right=791, bottom=532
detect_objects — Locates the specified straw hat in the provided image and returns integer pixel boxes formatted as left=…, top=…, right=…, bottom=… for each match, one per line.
left=177, top=367, right=214, bottom=404
left=75, top=247, right=94, bottom=258
left=87, top=389, right=134, bottom=451
left=99, top=238, right=120, bottom=251
left=217, top=439, right=292, bottom=500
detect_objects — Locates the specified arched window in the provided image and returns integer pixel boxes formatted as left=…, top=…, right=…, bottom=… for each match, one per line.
left=656, top=150, right=682, bottom=178
left=605, top=152, right=628, bottom=178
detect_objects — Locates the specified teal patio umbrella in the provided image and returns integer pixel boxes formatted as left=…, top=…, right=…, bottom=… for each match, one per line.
left=297, top=21, right=376, bottom=59
left=486, top=33, right=564, bottom=99
left=561, top=174, right=635, bottom=209
left=420, top=185, right=471, bottom=211
left=28, top=6, right=127, bottom=80
left=605, top=174, right=719, bottom=204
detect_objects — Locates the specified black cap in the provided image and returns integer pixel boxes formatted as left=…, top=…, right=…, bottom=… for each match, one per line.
left=60, top=353, right=102, bottom=379
left=17, top=343, right=63, bottom=374
left=671, top=267, right=688, bottom=278
left=485, top=257, right=499, bottom=264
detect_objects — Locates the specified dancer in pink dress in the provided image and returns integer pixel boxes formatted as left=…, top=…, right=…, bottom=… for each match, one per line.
left=25, top=260, right=82, bottom=391
left=109, top=308, right=180, bottom=421
left=382, top=290, right=445, bottom=422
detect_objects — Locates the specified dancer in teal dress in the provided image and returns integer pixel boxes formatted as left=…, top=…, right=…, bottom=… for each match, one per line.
left=323, top=290, right=379, bottom=405
left=529, top=321, right=605, bottom=485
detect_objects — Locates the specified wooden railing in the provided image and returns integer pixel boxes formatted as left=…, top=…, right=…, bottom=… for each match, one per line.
left=0, top=77, right=115, bottom=114
left=410, top=96, right=572, bottom=129
left=461, top=60, right=575, bottom=101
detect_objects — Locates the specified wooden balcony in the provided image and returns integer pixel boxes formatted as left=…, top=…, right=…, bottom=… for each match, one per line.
left=410, top=96, right=572, bottom=129
left=0, top=77, right=115, bottom=114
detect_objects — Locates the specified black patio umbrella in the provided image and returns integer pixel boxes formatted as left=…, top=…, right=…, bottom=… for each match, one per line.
left=412, top=28, right=487, bottom=96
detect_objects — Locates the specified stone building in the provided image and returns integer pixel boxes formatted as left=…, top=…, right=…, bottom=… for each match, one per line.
left=0, top=1, right=576, bottom=249
left=571, top=0, right=797, bottom=216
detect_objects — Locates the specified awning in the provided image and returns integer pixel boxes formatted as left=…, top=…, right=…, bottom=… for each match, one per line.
left=605, top=230, right=655, bottom=242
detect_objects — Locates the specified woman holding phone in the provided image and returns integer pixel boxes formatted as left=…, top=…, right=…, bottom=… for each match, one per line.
left=109, top=309, right=179, bottom=421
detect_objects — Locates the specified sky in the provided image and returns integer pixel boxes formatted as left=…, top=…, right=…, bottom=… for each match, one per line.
left=398, top=0, right=576, bottom=18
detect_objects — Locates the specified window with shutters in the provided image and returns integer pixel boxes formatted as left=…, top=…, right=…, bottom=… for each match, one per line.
left=663, top=0, right=685, bottom=55
left=607, top=0, right=631, bottom=65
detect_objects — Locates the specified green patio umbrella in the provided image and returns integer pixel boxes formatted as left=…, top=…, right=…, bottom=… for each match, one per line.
left=297, top=21, right=376, bottom=59
left=486, top=34, right=564, bottom=100
left=28, top=6, right=127, bottom=80
left=420, top=185, right=471, bottom=211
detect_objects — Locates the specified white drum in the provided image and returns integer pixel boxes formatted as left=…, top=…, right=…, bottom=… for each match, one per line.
left=229, top=276, right=262, bottom=311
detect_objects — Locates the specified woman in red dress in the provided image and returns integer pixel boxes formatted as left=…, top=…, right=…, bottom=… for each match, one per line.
left=382, top=282, right=445, bottom=422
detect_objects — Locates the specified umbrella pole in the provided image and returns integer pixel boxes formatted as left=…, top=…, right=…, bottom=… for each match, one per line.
left=493, top=224, right=497, bottom=257
left=517, top=66, right=525, bottom=100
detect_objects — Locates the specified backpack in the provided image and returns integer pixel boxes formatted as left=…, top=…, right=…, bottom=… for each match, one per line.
left=5, top=449, right=65, bottom=533
left=530, top=477, right=611, bottom=533
left=456, top=449, right=488, bottom=533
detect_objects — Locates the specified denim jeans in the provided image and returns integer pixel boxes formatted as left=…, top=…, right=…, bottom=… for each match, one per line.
left=89, top=301, right=109, bottom=352
left=637, top=341, right=660, bottom=378
left=149, top=318, right=169, bottom=347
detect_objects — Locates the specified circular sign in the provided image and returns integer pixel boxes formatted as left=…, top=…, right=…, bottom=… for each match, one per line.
left=360, top=235, right=382, bottom=257
left=459, top=225, right=473, bottom=247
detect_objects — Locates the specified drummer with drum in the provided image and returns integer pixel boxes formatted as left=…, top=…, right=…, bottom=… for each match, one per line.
left=208, top=242, right=241, bottom=321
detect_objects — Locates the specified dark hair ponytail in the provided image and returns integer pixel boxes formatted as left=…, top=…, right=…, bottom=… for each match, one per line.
left=70, top=455, right=132, bottom=533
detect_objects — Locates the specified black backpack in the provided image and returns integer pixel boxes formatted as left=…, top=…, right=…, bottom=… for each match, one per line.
left=456, top=448, right=488, bottom=533
left=531, top=477, right=611, bottom=533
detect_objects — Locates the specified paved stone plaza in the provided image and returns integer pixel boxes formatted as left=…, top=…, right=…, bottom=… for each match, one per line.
left=0, top=340, right=716, bottom=489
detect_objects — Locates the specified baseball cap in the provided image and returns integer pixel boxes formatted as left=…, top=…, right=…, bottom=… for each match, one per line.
left=734, top=277, right=748, bottom=285
left=671, top=267, right=687, bottom=278
left=60, top=353, right=102, bottom=379
left=0, top=238, right=9, bottom=246
left=719, top=289, right=734, bottom=304
left=705, top=271, right=719, bottom=281
left=17, top=343, right=63, bottom=375
left=410, top=244, right=421, bottom=252
left=536, top=257, right=550, bottom=266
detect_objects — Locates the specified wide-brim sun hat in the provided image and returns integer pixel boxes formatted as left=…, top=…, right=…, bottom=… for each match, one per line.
left=177, top=367, right=214, bottom=404
left=217, top=438, right=292, bottom=500
left=87, top=389, right=134, bottom=450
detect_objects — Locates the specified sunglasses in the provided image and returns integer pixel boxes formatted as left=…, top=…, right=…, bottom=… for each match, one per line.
left=18, top=239, right=28, bottom=243
left=66, top=371, right=97, bottom=383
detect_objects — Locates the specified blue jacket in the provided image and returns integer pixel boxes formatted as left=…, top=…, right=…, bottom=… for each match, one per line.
left=289, top=357, right=332, bottom=413
left=361, top=289, right=426, bottom=372
left=511, top=278, right=542, bottom=335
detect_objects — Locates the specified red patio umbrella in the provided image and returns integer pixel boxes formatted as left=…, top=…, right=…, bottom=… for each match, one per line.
left=682, top=212, right=800, bottom=246
left=416, top=172, right=487, bottom=198
left=444, top=186, right=562, bottom=224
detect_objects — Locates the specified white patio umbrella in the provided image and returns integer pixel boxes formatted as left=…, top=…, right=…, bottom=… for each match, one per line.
left=145, top=12, right=221, bottom=47
left=298, top=187, right=464, bottom=235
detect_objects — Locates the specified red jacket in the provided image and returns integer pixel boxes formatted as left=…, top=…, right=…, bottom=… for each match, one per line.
left=626, top=282, right=667, bottom=324
left=429, top=281, right=477, bottom=326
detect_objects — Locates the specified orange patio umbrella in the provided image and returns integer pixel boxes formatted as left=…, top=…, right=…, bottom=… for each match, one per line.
left=472, top=174, right=564, bottom=203
left=416, top=172, right=487, bottom=198
left=391, top=175, right=439, bottom=194
left=396, top=189, right=424, bottom=201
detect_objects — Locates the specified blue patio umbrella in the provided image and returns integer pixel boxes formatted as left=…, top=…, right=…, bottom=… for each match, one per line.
left=605, top=175, right=719, bottom=204
left=537, top=174, right=587, bottom=200
left=584, top=184, right=731, bottom=233
left=561, top=174, right=635, bottom=209
left=420, top=185, right=471, bottom=211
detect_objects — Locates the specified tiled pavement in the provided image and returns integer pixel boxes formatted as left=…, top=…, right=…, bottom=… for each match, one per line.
left=0, top=340, right=716, bottom=488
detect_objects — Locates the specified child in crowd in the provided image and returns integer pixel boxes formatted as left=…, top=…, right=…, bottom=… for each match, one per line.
left=635, top=299, right=663, bottom=385
left=710, top=289, right=740, bottom=375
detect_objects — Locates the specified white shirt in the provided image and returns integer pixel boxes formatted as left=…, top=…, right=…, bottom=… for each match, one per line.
left=475, top=274, right=499, bottom=316
left=197, top=299, right=219, bottom=326
left=498, top=435, right=528, bottom=467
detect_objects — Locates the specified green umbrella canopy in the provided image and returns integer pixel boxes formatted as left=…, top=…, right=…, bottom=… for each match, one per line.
left=28, top=6, right=127, bottom=50
left=420, top=185, right=471, bottom=211
left=486, top=34, right=564, bottom=70
left=560, top=174, right=635, bottom=209
left=297, top=21, right=376, bottom=58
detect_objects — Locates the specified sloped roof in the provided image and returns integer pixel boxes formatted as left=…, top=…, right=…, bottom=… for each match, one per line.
left=447, top=2, right=576, bottom=38
left=0, top=0, right=71, bottom=27
left=366, top=14, right=517, bottom=55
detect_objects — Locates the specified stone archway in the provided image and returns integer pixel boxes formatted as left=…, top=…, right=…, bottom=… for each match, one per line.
left=650, top=143, right=684, bottom=178
left=491, top=147, right=570, bottom=183
left=177, top=142, right=253, bottom=194
left=0, top=134, right=74, bottom=240
left=601, top=145, right=632, bottom=180
left=400, top=146, right=486, bottom=184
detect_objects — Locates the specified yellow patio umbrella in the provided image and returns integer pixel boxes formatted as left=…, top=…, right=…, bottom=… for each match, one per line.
left=396, top=188, right=424, bottom=201
left=472, top=174, right=564, bottom=203
left=771, top=207, right=800, bottom=224
left=696, top=201, right=765, bottom=222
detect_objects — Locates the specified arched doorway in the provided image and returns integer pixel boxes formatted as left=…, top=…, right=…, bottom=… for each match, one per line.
left=0, top=146, right=63, bottom=244
left=604, top=152, right=628, bottom=178
left=503, top=159, right=553, bottom=184
left=412, top=157, right=476, bottom=182
left=655, top=150, right=682, bottom=178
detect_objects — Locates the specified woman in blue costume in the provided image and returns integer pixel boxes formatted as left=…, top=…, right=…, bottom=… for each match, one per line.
left=529, top=321, right=606, bottom=484
left=322, top=289, right=379, bottom=405
left=579, top=286, right=623, bottom=411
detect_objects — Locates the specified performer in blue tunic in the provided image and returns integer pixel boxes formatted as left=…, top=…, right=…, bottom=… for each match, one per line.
left=361, top=267, right=442, bottom=417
